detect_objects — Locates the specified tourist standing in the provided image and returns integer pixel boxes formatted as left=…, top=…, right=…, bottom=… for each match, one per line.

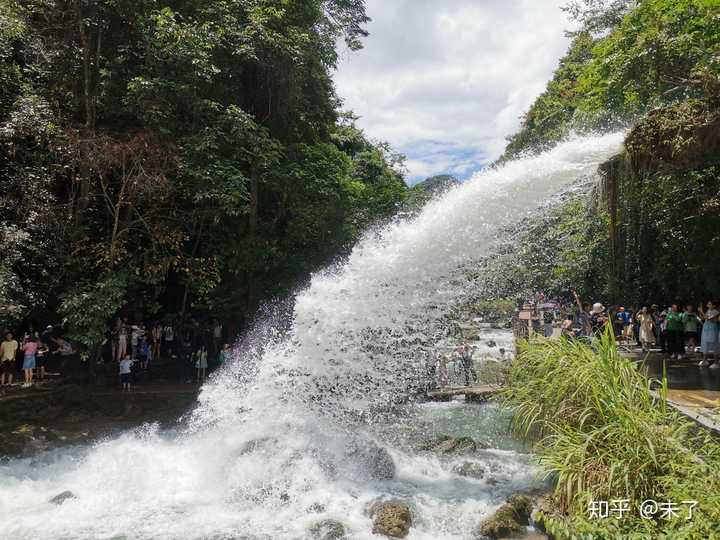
left=1, top=332, right=19, bottom=386
left=656, top=310, right=667, bottom=352
left=571, top=290, right=592, bottom=338
left=665, top=305, right=685, bottom=360
left=217, top=343, right=231, bottom=367
left=119, top=354, right=134, bottom=391
left=212, top=320, right=223, bottom=357
left=590, top=303, right=607, bottom=336
left=151, top=322, right=162, bottom=361
left=139, top=335, right=151, bottom=371
left=698, top=301, right=719, bottom=368
left=457, top=343, right=476, bottom=387
left=636, top=307, right=655, bottom=352
left=21, top=335, right=39, bottom=387
left=615, top=306, right=631, bottom=343
left=195, top=345, right=208, bottom=383
left=116, top=320, right=128, bottom=362
left=561, top=314, right=575, bottom=338
left=682, top=305, right=701, bottom=353
left=163, top=321, right=175, bottom=358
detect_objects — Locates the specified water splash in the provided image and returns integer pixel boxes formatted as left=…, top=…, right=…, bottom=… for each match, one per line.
left=0, top=132, right=624, bottom=540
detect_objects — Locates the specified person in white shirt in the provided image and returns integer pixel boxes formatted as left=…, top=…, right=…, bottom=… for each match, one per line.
left=119, top=354, right=135, bottom=391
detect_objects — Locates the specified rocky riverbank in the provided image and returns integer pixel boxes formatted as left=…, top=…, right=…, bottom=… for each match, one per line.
left=0, top=383, right=198, bottom=458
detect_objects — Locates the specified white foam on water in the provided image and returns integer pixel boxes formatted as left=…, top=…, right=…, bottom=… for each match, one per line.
left=0, top=132, right=624, bottom=539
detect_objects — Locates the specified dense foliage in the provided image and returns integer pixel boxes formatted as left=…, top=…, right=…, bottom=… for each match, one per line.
left=503, top=0, right=720, bottom=159
left=0, top=0, right=407, bottom=346
left=497, top=0, right=720, bottom=305
left=505, top=334, right=720, bottom=539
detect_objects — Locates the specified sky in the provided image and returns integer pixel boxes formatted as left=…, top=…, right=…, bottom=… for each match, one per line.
left=334, top=0, right=576, bottom=184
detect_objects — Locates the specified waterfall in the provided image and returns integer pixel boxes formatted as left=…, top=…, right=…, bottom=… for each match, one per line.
left=0, top=132, right=624, bottom=540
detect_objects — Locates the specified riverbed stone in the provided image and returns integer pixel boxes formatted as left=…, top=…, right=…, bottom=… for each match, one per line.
left=49, top=490, right=76, bottom=505
left=370, top=501, right=412, bottom=538
left=426, top=434, right=480, bottom=455
left=307, top=502, right=326, bottom=513
left=309, top=519, right=346, bottom=540
left=475, top=495, right=533, bottom=539
left=453, top=461, right=486, bottom=479
left=346, top=439, right=395, bottom=480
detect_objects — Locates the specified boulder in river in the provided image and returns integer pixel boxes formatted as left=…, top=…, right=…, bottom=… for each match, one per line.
left=370, top=500, right=412, bottom=538
left=425, top=434, right=482, bottom=454
left=309, top=519, right=346, bottom=540
left=346, top=438, right=395, bottom=480
left=49, top=490, right=76, bottom=505
left=452, top=461, right=486, bottom=479
left=475, top=494, right=532, bottom=539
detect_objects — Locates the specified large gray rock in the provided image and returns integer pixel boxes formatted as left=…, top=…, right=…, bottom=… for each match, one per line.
left=346, top=439, right=395, bottom=480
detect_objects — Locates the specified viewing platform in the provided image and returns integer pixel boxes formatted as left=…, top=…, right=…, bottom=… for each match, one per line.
left=427, top=385, right=503, bottom=402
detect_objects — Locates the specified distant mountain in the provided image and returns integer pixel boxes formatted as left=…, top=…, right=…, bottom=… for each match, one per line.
left=413, top=174, right=460, bottom=194
left=405, top=174, right=460, bottom=210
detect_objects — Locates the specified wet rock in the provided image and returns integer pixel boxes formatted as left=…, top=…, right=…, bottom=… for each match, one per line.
left=425, top=434, right=481, bottom=455
left=370, top=501, right=412, bottom=538
left=532, top=495, right=556, bottom=535
left=486, top=340, right=497, bottom=348
left=475, top=495, right=533, bottom=539
left=307, top=502, right=326, bottom=514
left=309, top=519, right=346, bottom=540
left=452, top=461, right=486, bottom=479
left=239, top=437, right=277, bottom=455
left=346, top=439, right=395, bottom=480
left=49, top=490, right=76, bottom=505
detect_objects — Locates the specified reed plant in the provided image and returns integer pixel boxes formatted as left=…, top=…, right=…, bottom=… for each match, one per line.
left=503, top=330, right=720, bottom=539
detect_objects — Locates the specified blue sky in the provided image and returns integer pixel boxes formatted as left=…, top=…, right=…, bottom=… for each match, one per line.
left=334, top=0, right=575, bottom=185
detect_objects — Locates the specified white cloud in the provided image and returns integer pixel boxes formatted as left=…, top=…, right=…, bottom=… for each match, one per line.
left=334, top=0, right=576, bottom=183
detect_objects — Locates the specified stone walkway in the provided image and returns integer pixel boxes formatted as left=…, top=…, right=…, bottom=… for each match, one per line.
left=627, top=347, right=720, bottom=433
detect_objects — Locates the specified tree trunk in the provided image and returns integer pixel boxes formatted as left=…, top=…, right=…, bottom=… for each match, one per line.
left=249, top=163, right=259, bottom=236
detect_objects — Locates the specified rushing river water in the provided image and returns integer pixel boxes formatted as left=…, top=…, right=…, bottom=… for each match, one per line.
left=0, top=133, right=624, bottom=539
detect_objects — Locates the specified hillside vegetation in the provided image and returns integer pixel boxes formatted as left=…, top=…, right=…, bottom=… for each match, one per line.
left=497, top=0, right=720, bottom=305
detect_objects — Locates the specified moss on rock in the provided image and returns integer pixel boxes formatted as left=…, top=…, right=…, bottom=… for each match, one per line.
left=370, top=501, right=412, bottom=538
left=476, top=495, right=533, bottom=539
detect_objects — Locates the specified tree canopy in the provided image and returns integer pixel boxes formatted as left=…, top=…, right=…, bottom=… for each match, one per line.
left=0, top=0, right=407, bottom=347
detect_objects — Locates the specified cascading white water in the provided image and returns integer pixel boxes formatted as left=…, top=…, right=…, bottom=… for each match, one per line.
left=0, top=132, right=624, bottom=540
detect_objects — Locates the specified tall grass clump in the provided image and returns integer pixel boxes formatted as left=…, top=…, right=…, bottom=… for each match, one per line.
left=504, top=330, right=720, bottom=539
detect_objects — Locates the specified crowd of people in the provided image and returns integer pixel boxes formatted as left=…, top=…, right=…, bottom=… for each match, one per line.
left=0, top=317, right=236, bottom=391
left=109, top=317, right=233, bottom=390
left=560, top=291, right=720, bottom=368
left=1, top=327, right=76, bottom=388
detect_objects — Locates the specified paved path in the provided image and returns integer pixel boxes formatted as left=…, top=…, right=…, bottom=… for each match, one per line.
left=624, top=347, right=720, bottom=433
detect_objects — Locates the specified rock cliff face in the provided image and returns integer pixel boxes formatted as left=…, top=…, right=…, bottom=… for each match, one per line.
left=598, top=100, right=720, bottom=302
left=488, top=0, right=720, bottom=303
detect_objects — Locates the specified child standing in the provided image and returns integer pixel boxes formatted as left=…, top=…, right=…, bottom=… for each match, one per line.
left=119, top=354, right=134, bottom=391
